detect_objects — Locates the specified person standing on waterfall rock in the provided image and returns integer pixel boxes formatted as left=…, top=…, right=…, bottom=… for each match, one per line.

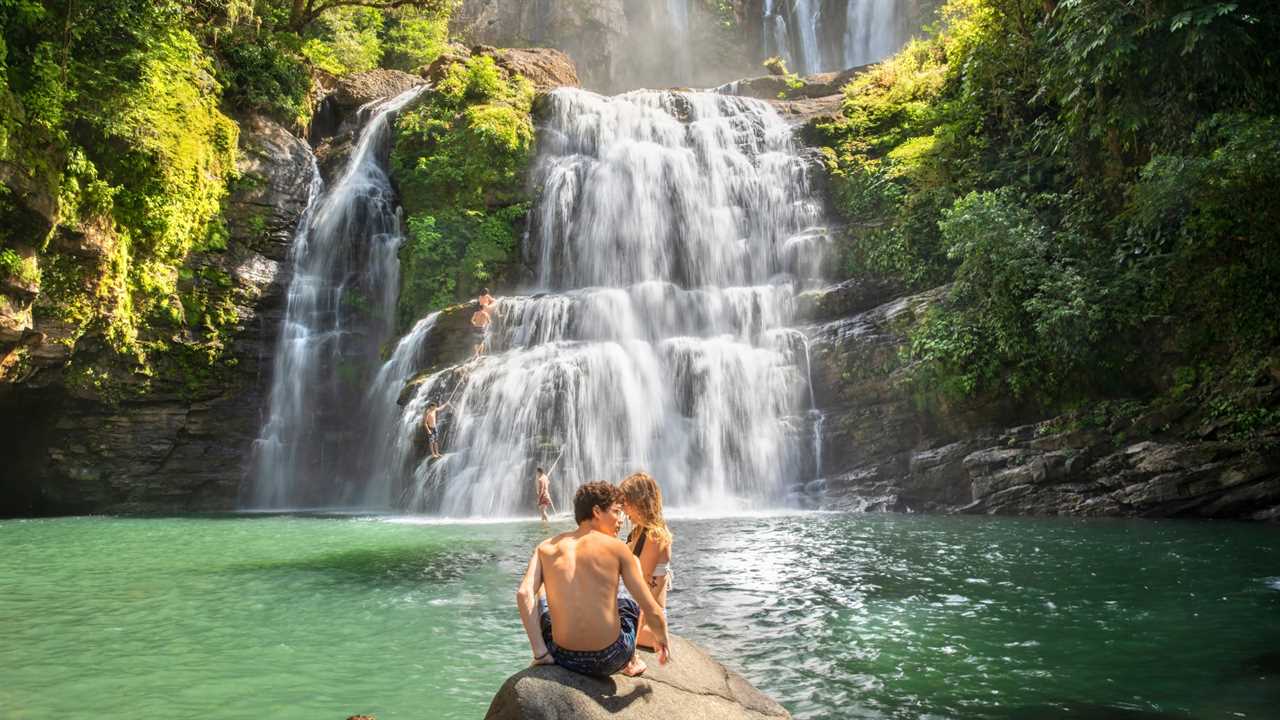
left=535, top=467, right=553, bottom=522
left=470, top=302, right=491, bottom=358
left=516, top=482, right=672, bottom=677
left=423, top=400, right=449, bottom=459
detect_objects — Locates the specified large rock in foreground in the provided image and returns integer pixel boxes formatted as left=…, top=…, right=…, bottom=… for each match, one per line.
left=486, top=636, right=789, bottom=720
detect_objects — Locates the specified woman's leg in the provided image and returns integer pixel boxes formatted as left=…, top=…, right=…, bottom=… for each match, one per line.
left=635, top=575, right=669, bottom=650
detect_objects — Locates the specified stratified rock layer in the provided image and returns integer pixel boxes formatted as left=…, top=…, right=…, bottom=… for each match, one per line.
left=485, top=636, right=790, bottom=720
left=805, top=285, right=1280, bottom=520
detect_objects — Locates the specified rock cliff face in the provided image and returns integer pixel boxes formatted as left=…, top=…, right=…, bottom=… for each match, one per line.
left=486, top=635, right=790, bottom=720
left=449, top=0, right=758, bottom=92
left=802, top=284, right=1280, bottom=520
left=0, top=115, right=315, bottom=515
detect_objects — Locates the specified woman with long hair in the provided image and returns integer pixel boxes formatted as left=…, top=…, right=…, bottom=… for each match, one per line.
left=619, top=471, right=672, bottom=676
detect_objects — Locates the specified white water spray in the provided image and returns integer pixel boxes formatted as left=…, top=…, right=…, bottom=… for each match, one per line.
left=401, top=89, right=834, bottom=516
left=248, top=87, right=423, bottom=508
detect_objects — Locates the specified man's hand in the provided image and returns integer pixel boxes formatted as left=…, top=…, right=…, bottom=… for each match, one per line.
left=530, top=652, right=556, bottom=667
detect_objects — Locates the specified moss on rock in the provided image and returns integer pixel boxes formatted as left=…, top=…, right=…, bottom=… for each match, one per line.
left=390, top=53, right=535, bottom=332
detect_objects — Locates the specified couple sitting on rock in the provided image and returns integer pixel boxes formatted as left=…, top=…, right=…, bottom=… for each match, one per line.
left=516, top=473, right=674, bottom=678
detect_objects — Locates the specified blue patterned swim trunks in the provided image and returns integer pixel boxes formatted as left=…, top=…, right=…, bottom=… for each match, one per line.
left=539, top=596, right=639, bottom=677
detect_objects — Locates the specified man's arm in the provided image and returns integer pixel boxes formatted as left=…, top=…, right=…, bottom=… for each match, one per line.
left=515, top=547, right=553, bottom=665
left=617, top=543, right=673, bottom=664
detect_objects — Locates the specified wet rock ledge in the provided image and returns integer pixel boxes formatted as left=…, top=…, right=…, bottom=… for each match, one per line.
left=486, top=635, right=789, bottom=720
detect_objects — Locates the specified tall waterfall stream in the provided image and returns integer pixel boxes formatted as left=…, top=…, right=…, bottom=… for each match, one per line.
left=251, top=87, right=835, bottom=516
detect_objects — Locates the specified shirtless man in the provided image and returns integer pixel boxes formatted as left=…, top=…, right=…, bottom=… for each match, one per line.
left=478, top=287, right=496, bottom=311
left=422, top=400, right=449, bottom=459
left=470, top=303, right=491, bottom=358
left=535, top=467, right=552, bottom=522
left=515, top=482, right=672, bottom=677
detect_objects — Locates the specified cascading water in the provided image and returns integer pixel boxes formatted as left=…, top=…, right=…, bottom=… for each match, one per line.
left=248, top=87, right=423, bottom=509
left=399, top=88, right=834, bottom=516
left=843, top=0, right=903, bottom=68
left=765, top=0, right=909, bottom=75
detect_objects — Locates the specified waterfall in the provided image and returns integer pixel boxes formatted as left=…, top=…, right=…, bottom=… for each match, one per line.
left=766, top=0, right=908, bottom=75
left=666, top=0, right=693, bottom=84
left=248, top=87, right=424, bottom=509
left=401, top=88, right=834, bottom=516
left=354, top=312, right=440, bottom=507
left=844, top=0, right=902, bottom=68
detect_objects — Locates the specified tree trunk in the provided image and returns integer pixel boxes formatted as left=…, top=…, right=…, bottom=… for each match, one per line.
left=288, top=0, right=309, bottom=31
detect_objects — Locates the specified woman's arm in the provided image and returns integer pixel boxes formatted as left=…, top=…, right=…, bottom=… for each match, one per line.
left=514, top=547, right=553, bottom=664
left=618, top=548, right=672, bottom=664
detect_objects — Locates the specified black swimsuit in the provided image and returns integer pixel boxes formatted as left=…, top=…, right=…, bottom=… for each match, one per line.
left=627, top=527, right=647, bottom=558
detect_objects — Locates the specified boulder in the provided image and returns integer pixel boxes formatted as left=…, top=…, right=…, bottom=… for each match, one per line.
left=796, top=276, right=907, bottom=323
left=309, top=68, right=424, bottom=145
left=422, top=45, right=581, bottom=93
left=482, top=46, right=581, bottom=91
left=485, top=635, right=790, bottom=720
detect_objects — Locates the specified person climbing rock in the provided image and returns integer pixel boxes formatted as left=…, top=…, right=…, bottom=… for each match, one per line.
left=470, top=302, right=491, bottom=358
left=535, top=467, right=553, bottom=522
left=515, top=482, right=672, bottom=677
left=423, top=400, right=449, bottom=459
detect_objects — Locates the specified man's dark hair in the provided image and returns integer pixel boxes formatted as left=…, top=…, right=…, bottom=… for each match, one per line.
left=481, top=287, right=491, bottom=295
left=573, top=481, right=620, bottom=524
left=427, top=400, right=438, bottom=408
left=536, top=467, right=545, bottom=474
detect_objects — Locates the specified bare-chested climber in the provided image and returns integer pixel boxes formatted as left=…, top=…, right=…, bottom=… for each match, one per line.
left=470, top=302, right=491, bottom=359
left=423, top=400, right=449, bottom=459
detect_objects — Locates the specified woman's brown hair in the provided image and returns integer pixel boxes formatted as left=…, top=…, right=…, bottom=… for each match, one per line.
left=619, top=472, right=672, bottom=550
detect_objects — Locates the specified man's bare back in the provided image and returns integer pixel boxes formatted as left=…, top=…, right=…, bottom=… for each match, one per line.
left=539, top=529, right=630, bottom=651
left=516, top=482, right=671, bottom=675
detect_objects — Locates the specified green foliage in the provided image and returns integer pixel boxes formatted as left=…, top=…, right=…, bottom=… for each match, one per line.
left=216, top=31, right=311, bottom=125
left=2, top=0, right=237, bottom=386
left=381, top=5, right=450, bottom=71
left=0, top=0, right=456, bottom=397
left=821, top=0, right=1280, bottom=410
left=391, top=55, right=535, bottom=330
left=301, top=6, right=383, bottom=75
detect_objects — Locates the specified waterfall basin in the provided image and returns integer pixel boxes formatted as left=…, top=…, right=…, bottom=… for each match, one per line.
left=1, top=512, right=1277, bottom=719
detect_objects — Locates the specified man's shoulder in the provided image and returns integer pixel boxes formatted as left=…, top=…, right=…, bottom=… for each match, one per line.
left=539, top=532, right=575, bottom=551
left=586, top=531, right=630, bottom=555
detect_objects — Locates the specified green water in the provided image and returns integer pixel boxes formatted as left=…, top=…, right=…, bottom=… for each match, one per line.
left=1, top=513, right=1277, bottom=719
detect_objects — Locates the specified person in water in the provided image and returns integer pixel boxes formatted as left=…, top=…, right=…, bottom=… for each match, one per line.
left=535, top=466, right=553, bottom=522
left=619, top=471, right=674, bottom=676
left=470, top=302, right=491, bottom=358
left=478, top=287, right=496, bottom=311
left=516, top=481, right=672, bottom=677
left=422, top=400, right=449, bottom=459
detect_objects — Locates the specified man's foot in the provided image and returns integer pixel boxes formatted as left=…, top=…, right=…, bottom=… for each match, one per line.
left=621, top=656, right=647, bottom=677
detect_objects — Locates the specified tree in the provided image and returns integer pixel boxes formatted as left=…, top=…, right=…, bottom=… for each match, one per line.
left=285, top=0, right=449, bottom=31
